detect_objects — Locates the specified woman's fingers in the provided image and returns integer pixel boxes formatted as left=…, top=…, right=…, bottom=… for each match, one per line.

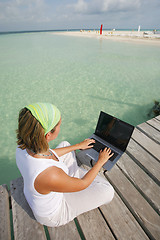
left=87, top=138, right=95, bottom=146
left=103, top=147, right=111, bottom=153
left=102, top=147, right=113, bottom=156
left=98, top=147, right=114, bottom=165
left=79, top=138, right=95, bottom=149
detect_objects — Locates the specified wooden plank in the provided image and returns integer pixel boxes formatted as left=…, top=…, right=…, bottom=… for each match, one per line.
left=117, top=153, right=160, bottom=214
left=137, top=122, right=160, bottom=143
left=0, top=184, right=11, bottom=240
left=132, top=128, right=160, bottom=160
left=126, top=139, right=160, bottom=183
left=105, top=165, right=160, bottom=240
left=77, top=208, right=115, bottom=240
left=156, top=115, right=160, bottom=121
left=147, top=118, right=160, bottom=131
left=100, top=191, right=149, bottom=240
left=10, top=177, right=46, bottom=240
left=48, top=220, right=81, bottom=240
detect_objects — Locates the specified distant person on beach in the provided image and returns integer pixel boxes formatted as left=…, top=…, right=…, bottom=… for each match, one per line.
left=16, top=102, right=114, bottom=227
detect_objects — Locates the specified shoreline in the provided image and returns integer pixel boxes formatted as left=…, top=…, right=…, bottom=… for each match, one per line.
left=52, top=30, right=160, bottom=46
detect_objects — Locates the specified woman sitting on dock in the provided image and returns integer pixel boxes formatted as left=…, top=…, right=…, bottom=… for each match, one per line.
left=16, top=102, right=114, bottom=227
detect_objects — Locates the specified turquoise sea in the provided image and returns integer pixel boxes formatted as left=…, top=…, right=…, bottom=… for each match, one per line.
left=0, top=31, right=160, bottom=186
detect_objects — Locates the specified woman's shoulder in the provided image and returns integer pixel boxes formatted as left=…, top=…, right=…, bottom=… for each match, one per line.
left=16, top=146, right=25, bottom=156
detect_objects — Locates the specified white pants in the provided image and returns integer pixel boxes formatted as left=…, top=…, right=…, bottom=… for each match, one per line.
left=35, top=141, right=114, bottom=227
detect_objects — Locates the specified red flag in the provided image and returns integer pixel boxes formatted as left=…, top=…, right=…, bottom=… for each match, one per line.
left=100, top=24, right=103, bottom=35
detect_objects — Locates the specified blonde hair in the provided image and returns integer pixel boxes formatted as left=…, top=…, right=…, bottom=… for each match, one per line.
left=16, top=108, right=49, bottom=153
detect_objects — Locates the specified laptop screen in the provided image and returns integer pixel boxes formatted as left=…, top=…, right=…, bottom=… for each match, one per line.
left=95, top=111, right=134, bottom=152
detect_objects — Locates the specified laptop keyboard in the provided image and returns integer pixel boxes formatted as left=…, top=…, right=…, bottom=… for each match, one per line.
left=90, top=138, right=118, bottom=162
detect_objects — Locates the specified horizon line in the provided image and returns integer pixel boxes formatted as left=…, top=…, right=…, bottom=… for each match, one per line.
left=0, top=28, right=159, bottom=35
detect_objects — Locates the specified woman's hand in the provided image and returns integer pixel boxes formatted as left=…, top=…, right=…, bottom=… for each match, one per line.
left=77, top=138, right=95, bottom=150
left=98, top=147, right=114, bottom=166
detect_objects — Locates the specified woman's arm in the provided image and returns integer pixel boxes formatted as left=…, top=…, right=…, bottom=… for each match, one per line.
left=53, top=138, right=95, bottom=157
left=34, top=148, right=113, bottom=193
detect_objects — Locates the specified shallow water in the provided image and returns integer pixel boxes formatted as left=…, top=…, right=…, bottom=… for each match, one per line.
left=0, top=32, right=160, bottom=186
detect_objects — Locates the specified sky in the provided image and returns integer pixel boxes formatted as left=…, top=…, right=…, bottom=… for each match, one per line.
left=0, top=0, right=160, bottom=32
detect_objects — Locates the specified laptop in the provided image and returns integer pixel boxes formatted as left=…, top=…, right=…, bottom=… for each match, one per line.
left=81, top=111, right=134, bottom=171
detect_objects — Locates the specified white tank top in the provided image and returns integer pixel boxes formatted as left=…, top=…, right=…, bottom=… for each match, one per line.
left=16, top=147, right=69, bottom=217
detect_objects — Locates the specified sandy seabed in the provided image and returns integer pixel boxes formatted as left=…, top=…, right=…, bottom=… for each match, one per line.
left=52, top=30, right=160, bottom=46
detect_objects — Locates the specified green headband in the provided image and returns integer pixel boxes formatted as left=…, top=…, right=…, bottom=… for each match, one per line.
left=26, top=102, right=61, bottom=135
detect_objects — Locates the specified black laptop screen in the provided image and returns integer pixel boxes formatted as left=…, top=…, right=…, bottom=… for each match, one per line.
left=95, top=111, right=134, bottom=152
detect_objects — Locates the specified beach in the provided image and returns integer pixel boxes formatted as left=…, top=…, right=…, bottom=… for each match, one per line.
left=52, top=30, right=160, bottom=46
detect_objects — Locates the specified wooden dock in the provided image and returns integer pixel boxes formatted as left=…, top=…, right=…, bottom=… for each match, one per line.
left=0, top=115, right=160, bottom=240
